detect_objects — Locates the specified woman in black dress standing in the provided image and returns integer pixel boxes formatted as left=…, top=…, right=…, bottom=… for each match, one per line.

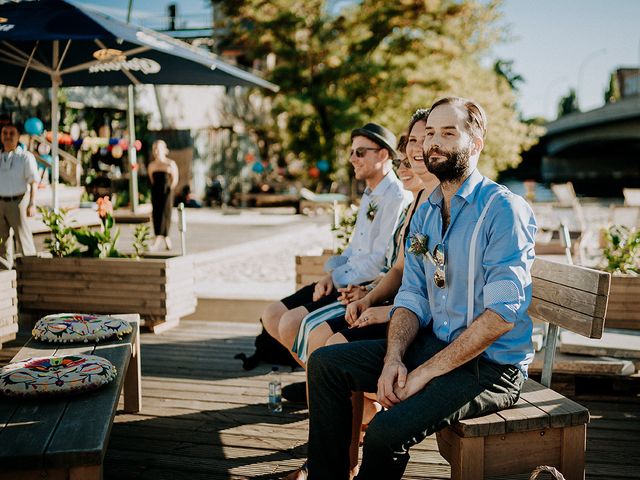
left=148, top=140, right=179, bottom=250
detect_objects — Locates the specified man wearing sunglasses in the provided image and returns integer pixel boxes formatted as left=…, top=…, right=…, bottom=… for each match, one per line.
left=261, top=122, right=411, bottom=365
left=304, top=98, right=536, bottom=479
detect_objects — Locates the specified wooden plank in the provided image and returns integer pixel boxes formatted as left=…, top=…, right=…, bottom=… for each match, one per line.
left=18, top=270, right=172, bottom=285
left=483, top=428, right=562, bottom=476
left=529, top=349, right=635, bottom=376
left=17, top=256, right=167, bottom=272
left=0, top=400, right=68, bottom=470
left=532, top=277, right=608, bottom=318
left=532, top=258, right=610, bottom=296
left=519, top=380, right=589, bottom=428
left=528, top=297, right=604, bottom=338
left=17, top=285, right=170, bottom=302
left=18, top=278, right=164, bottom=293
left=559, top=330, right=640, bottom=359
left=45, top=343, right=131, bottom=469
left=560, top=424, right=586, bottom=480
left=18, top=295, right=166, bottom=310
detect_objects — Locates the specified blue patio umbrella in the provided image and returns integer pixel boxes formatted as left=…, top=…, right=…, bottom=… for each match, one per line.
left=0, top=0, right=279, bottom=210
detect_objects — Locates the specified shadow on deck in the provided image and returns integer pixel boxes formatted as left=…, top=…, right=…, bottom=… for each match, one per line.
left=2, top=320, right=639, bottom=479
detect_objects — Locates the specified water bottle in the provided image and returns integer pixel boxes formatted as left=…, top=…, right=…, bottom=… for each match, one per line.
left=268, top=366, right=282, bottom=413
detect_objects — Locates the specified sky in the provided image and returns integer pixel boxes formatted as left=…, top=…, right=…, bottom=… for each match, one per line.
left=77, top=0, right=640, bottom=120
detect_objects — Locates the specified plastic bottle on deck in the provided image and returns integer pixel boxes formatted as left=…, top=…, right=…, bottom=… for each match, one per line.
left=268, top=366, right=282, bottom=413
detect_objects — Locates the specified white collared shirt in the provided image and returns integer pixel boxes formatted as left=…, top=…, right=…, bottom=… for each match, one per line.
left=325, top=171, right=412, bottom=287
left=0, top=146, right=38, bottom=196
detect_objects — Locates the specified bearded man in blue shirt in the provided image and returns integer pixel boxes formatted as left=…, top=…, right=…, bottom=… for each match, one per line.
left=301, top=97, right=537, bottom=480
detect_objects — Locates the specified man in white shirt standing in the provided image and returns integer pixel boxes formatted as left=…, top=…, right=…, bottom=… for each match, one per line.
left=0, top=123, right=38, bottom=269
left=262, top=122, right=412, bottom=361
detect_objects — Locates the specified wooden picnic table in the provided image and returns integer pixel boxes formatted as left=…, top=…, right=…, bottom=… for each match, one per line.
left=0, top=313, right=141, bottom=479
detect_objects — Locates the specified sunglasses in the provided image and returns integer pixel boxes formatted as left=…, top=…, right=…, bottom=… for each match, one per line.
left=392, top=157, right=412, bottom=169
left=426, top=243, right=446, bottom=288
left=350, top=147, right=381, bottom=158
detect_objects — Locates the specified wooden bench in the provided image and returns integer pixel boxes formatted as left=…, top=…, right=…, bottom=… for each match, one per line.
left=436, top=258, right=610, bottom=479
left=0, top=314, right=141, bottom=479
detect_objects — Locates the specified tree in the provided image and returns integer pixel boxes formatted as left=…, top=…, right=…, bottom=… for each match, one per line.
left=557, top=88, right=580, bottom=117
left=215, top=0, right=539, bottom=182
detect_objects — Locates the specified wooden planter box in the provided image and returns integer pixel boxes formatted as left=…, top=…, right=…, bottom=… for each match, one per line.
left=16, top=255, right=196, bottom=333
left=0, top=270, right=18, bottom=347
left=295, top=250, right=334, bottom=290
left=605, top=275, right=640, bottom=330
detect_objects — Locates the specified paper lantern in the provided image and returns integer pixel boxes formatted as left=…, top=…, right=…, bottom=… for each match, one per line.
left=24, top=117, right=44, bottom=136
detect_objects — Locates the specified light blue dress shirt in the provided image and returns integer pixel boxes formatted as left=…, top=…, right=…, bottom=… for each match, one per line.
left=325, top=171, right=411, bottom=288
left=392, top=169, right=537, bottom=375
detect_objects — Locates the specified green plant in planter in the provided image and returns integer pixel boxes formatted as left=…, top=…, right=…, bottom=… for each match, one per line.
left=132, top=223, right=151, bottom=259
left=601, top=225, right=640, bottom=275
left=40, top=196, right=130, bottom=259
left=71, top=196, right=123, bottom=258
left=37, top=208, right=78, bottom=257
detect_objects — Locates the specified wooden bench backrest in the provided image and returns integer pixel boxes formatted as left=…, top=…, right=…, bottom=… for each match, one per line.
left=529, top=258, right=611, bottom=387
left=529, top=258, right=610, bottom=339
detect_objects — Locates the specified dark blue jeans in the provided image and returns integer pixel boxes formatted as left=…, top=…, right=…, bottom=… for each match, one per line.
left=306, top=330, right=524, bottom=480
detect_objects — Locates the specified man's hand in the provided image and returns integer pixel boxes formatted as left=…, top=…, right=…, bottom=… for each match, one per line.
left=312, top=274, right=334, bottom=302
left=376, top=359, right=407, bottom=408
left=27, top=203, right=35, bottom=217
left=393, top=366, right=434, bottom=402
left=337, top=284, right=367, bottom=305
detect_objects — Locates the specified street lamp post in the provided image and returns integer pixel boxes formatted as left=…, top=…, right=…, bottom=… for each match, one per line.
left=577, top=48, right=607, bottom=111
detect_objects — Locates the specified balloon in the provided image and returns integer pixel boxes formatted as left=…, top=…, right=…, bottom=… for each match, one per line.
left=134, top=140, right=142, bottom=151
left=119, top=139, right=129, bottom=150
left=73, top=138, right=84, bottom=149
left=308, top=166, right=320, bottom=178
left=252, top=161, right=264, bottom=173
left=37, top=143, right=51, bottom=155
left=317, top=159, right=330, bottom=173
left=109, top=138, right=119, bottom=145
left=99, top=147, right=108, bottom=156
left=24, top=117, right=44, bottom=136
left=111, top=145, right=123, bottom=159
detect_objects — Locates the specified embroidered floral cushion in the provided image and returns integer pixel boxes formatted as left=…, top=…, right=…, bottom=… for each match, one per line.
left=0, top=354, right=117, bottom=397
left=32, top=313, right=132, bottom=343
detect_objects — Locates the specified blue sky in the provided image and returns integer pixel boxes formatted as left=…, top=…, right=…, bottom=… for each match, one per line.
left=77, top=0, right=640, bottom=120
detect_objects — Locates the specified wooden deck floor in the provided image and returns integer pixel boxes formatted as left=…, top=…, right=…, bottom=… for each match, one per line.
left=2, top=319, right=639, bottom=479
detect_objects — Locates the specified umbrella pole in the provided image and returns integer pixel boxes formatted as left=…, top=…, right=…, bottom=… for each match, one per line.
left=51, top=74, right=60, bottom=212
left=127, top=85, right=139, bottom=212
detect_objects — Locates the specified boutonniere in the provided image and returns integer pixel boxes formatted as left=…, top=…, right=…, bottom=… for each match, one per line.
left=408, top=233, right=430, bottom=258
left=367, top=201, right=378, bottom=221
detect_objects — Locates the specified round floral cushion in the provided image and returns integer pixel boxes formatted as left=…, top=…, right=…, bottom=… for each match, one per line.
left=0, top=354, right=117, bottom=397
left=32, top=313, right=132, bottom=343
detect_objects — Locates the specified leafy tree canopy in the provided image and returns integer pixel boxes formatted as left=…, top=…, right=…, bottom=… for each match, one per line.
left=216, top=0, right=539, bottom=181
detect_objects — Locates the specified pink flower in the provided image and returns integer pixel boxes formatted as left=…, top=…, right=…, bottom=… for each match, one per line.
left=96, top=196, right=113, bottom=219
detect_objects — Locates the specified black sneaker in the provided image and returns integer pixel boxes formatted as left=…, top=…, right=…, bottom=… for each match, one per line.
left=282, top=381, right=307, bottom=404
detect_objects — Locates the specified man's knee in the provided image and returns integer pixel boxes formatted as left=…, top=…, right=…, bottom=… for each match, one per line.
left=362, top=414, right=408, bottom=458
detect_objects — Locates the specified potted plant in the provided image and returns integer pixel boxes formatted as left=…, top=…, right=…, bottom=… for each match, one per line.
left=16, top=197, right=196, bottom=333
left=600, top=225, right=640, bottom=330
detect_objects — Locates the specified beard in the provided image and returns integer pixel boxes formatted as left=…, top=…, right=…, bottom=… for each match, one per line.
left=423, top=144, right=471, bottom=182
